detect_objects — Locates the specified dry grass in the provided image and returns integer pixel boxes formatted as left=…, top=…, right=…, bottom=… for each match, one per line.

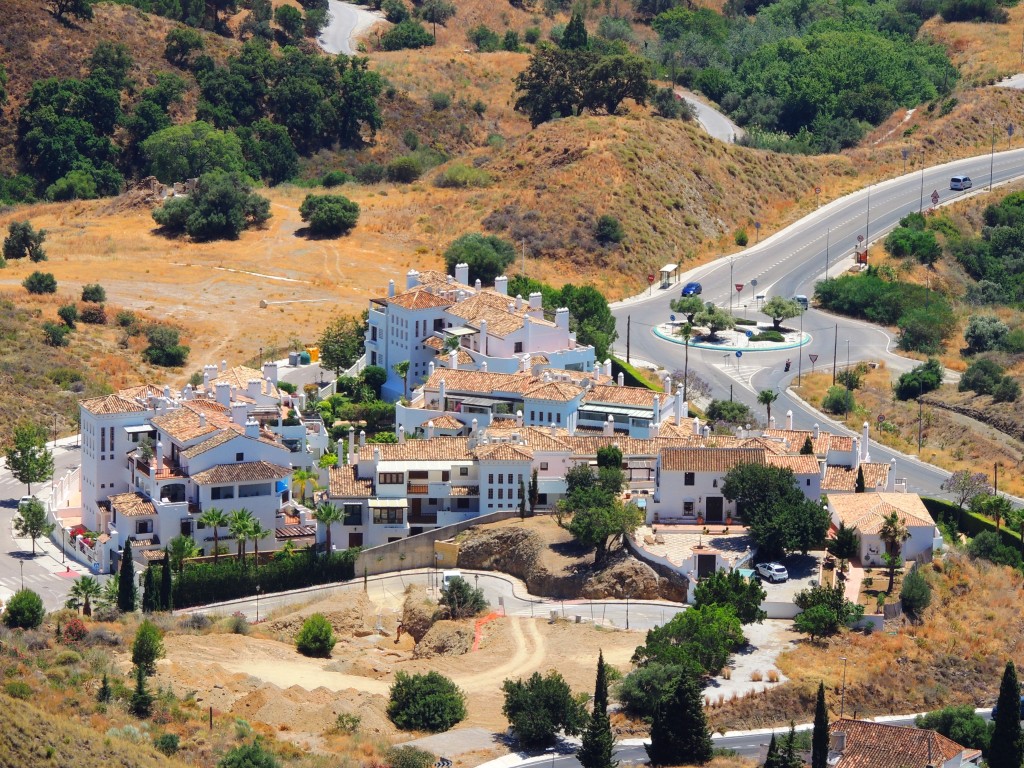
left=709, top=553, right=1024, bottom=731
left=923, top=6, right=1024, bottom=86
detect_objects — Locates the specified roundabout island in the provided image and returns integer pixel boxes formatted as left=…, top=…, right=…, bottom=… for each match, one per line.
left=653, top=321, right=810, bottom=353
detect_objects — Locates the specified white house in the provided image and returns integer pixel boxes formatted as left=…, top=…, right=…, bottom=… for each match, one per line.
left=827, top=492, right=941, bottom=566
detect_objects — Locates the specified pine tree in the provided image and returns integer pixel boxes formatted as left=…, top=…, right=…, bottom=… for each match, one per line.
left=782, top=722, right=798, bottom=768
left=990, top=661, right=1024, bottom=768
left=141, top=566, right=157, bottom=613
left=646, top=671, right=713, bottom=766
left=130, top=666, right=153, bottom=718
left=800, top=436, right=814, bottom=455
left=579, top=651, right=616, bottom=768
left=97, top=672, right=111, bottom=703
left=812, top=682, right=829, bottom=768
left=117, top=548, right=137, bottom=612
left=855, top=466, right=865, bottom=493
left=764, top=734, right=782, bottom=768
left=561, top=11, right=588, bottom=49
left=160, top=550, right=173, bottom=611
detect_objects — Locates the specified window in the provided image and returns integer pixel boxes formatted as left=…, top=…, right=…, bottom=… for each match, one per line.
left=135, top=520, right=153, bottom=534
left=807, top=478, right=811, bottom=486
left=239, top=483, right=271, bottom=498
left=456, top=499, right=470, bottom=509
left=459, top=467, right=469, bottom=476
left=373, top=508, right=404, bottom=524
left=101, top=427, right=106, bottom=453
left=488, top=474, right=494, bottom=484
left=684, top=501, right=695, bottom=513
left=236, top=452, right=244, bottom=462
left=514, top=342, right=523, bottom=353
left=488, top=489, right=494, bottom=499
left=498, top=473, right=504, bottom=484
left=684, top=472, right=695, bottom=486
left=441, top=471, right=450, bottom=481
left=371, top=327, right=377, bottom=341
left=498, top=488, right=504, bottom=499
left=110, top=426, right=114, bottom=453
left=409, top=470, right=428, bottom=480
left=530, top=410, right=535, bottom=421
left=379, top=472, right=405, bottom=485
left=713, top=479, right=718, bottom=488
left=343, top=504, right=363, bottom=525
left=557, top=413, right=561, bottom=424
left=211, top=486, right=235, bottom=500
left=540, top=462, right=549, bottom=471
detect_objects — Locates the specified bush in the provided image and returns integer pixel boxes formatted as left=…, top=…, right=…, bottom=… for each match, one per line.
left=595, top=214, right=625, bottom=245
left=899, top=566, right=931, bottom=619
left=3, top=589, right=45, bottom=629
left=734, top=228, right=749, bottom=247
left=354, top=162, right=386, bottom=184
left=429, top=91, right=451, bottom=110
left=58, top=304, right=79, bottom=328
left=435, top=164, right=492, bottom=189
left=144, top=325, right=190, bottom=367
left=385, top=157, right=422, bottom=183
left=468, top=24, right=501, bottom=51
left=617, top=662, right=688, bottom=719
left=63, top=617, right=88, bottom=642
left=151, top=170, right=271, bottom=241
left=524, top=26, right=541, bottom=43
left=80, top=304, right=108, bottom=325
left=959, top=358, right=1005, bottom=396
left=915, top=706, right=991, bottom=751
left=46, top=171, right=98, bottom=201
left=940, top=0, right=1008, bottom=22
left=132, top=619, right=165, bottom=675
left=750, top=330, right=785, bottom=342
left=706, top=399, right=753, bottom=425
left=388, top=671, right=466, bottom=732
left=153, top=733, right=180, bottom=756
left=895, top=358, right=944, bottom=400
left=380, top=19, right=434, bottom=50
left=42, top=321, right=71, bottom=347
left=386, top=746, right=435, bottom=768
left=299, top=194, right=360, bottom=236
left=439, top=576, right=489, bottom=618
left=295, top=613, right=336, bottom=657
left=23, top=271, right=57, bottom=294
left=321, top=170, right=351, bottom=188
left=993, top=377, right=1021, bottom=403
left=443, top=233, right=516, bottom=286
left=964, top=315, right=1009, bottom=354
left=3, top=221, right=47, bottom=262
left=792, top=584, right=864, bottom=639
left=218, top=741, right=280, bottom=768
left=967, top=530, right=1023, bottom=568
left=382, top=0, right=409, bottom=22
left=822, top=385, right=855, bottom=415
left=502, top=29, right=521, bottom=51
left=502, top=671, right=585, bottom=747
left=4, top=681, right=33, bottom=699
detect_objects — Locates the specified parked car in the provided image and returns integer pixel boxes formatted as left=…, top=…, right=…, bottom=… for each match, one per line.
left=18, top=496, right=36, bottom=511
left=681, top=282, right=703, bottom=297
left=950, top=175, right=972, bottom=191
left=992, top=695, right=1024, bottom=721
left=756, top=562, right=789, bottom=583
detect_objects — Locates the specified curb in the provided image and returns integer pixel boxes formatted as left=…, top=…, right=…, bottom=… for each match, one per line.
left=653, top=326, right=810, bottom=353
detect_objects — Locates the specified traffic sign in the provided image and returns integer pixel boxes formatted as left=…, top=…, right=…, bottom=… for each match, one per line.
left=735, top=283, right=744, bottom=292
left=857, top=234, right=864, bottom=243
left=745, top=330, right=753, bottom=338
left=670, top=314, right=676, bottom=322
left=877, top=414, right=885, bottom=422
left=809, top=354, right=818, bottom=363
left=931, top=190, right=940, bottom=205
left=815, top=186, right=821, bottom=195
left=735, top=351, right=743, bottom=358
left=648, top=274, right=655, bottom=284
left=751, top=278, right=758, bottom=287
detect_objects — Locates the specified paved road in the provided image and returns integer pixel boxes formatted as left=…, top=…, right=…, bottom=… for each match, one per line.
left=676, top=89, right=744, bottom=143
left=318, top=0, right=381, bottom=55
left=613, top=146, right=1024, bottom=501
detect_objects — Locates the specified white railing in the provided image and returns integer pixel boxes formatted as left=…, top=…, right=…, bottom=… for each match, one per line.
left=50, top=466, right=80, bottom=512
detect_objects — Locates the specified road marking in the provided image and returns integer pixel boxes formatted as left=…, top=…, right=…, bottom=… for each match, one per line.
left=714, top=364, right=763, bottom=392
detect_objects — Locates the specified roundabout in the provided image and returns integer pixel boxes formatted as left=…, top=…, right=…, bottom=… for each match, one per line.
left=653, top=322, right=810, bottom=353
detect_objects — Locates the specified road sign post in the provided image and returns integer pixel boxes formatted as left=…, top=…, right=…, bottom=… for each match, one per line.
left=750, top=278, right=758, bottom=305
left=809, top=353, right=818, bottom=375
left=648, top=273, right=655, bottom=295
left=931, top=190, right=939, bottom=208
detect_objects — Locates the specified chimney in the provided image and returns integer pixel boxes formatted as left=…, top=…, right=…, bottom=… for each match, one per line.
left=521, top=355, right=529, bottom=373
left=215, top=382, right=231, bottom=408
left=569, top=331, right=576, bottom=349
left=889, top=458, right=896, bottom=492
left=245, top=417, right=260, bottom=438
left=479, top=319, right=488, bottom=354
left=439, top=379, right=447, bottom=409
left=183, top=383, right=194, bottom=401
left=702, top=425, right=711, bottom=438
left=426, top=421, right=435, bottom=441
left=449, top=349, right=458, bottom=371
left=653, top=395, right=661, bottom=425
left=675, top=390, right=683, bottom=425
left=163, top=385, right=171, bottom=399
left=555, top=307, right=569, bottom=331
left=398, top=425, right=406, bottom=444
left=617, top=372, right=625, bottom=387
left=516, top=409, right=523, bottom=427
left=428, top=361, right=435, bottom=378
left=786, top=410, right=793, bottom=430
left=231, top=401, right=248, bottom=427
left=155, top=440, right=164, bottom=472
left=651, top=421, right=660, bottom=438
left=247, top=378, right=261, bottom=400
left=831, top=732, right=846, bottom=754
left=388, top=279, right=395, bottom=298
left=221, top=359, right=227, bottom=373
left=852, top=437, right=861, bottom=471
left=262, top=362, right=278, bottom=384
left=769, top=416, right=776, bottom=428
left=861, top=421, right=871, bottom=463
left=471, top=418, right=479, bottom=435
left=693, top=416, right=701, bottom=436
left=813, top=423, right=820, bottom=439
left=454, top=262, right=469, bottom=285
left=549, top=422, right=557, bottom=436
left=475, top=278, right=482, bottom=291
left=348, top=426, right=355, bottom=458
left=603, top=415, right=614, bottom=437
left=359, top=430, right=366, bottom=447
left=373, top=447, right=380, bottom=462
left=495, top=275, right=508, bottom=296
left=568, top=414, right=576, bottom=437
left=406, top=269, right=420, bottom=289
left=663, top=375, right=672, bottom=394
left=604, top=359, right=612, bottom=378
left=203, top=369, right=212, bottom=389
left=199, top=412, right=207, bottom=428
left=529, top=292, right=543, bottom=311
left=481, top=361, right=488, bottom=372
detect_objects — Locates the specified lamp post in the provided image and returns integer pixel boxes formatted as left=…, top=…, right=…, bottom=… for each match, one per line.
left=839, top=656, right=849, bottom=719
left=52, top=412, right=58, bottom=497
left=919, top=158, right=925, bottom=214
left=990, top=126, right=997, bottom=191
left=797, top=311, right=803, bottom=386
left=1008, top=123, right=1015, bottom=151
left=61, top=527, right=66, bottom=564
left=255, top=584, right=261, bottom=623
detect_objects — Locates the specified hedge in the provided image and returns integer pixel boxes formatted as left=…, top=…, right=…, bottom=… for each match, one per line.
left=172, top=547, right=358, bottom=608
left=611, top=356, right=659, bottom=391
left=922, top=497, right=1021, bottom=550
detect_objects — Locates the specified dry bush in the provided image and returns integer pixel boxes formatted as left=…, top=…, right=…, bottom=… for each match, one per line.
left=767, top=669, right=780, bottom=683
left=750, top=670, right=763, bottom=682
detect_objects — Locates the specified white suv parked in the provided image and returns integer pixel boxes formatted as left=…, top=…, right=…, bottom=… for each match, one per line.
left=756, top=562, right=789, bottom=583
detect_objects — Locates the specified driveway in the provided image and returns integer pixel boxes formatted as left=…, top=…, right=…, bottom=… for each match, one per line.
left=318, top=0, right=383, bottom=55
left=675, top=88, right=745, bottom=143
left=757, top=552, right=820, bottom=602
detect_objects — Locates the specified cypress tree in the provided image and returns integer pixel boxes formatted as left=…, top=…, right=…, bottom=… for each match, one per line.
left=990, top=661, right=1024, bottom=768
left=764, top=734, right=781, bottom=768
left=141, top=566, right=156, bottom=613
left=812, top=682, right=830, bottom=768
left=160, top=549, right=173, bottom=611
left=782, top=722, right=798, bottom=768
left=561, top=11, right=588, bottom=50
left=855, top=466, right=865, bottom=493
left=130, top=666, right=153, bottom=718
left=800, top=436, right=814, bottom=455
left=117, top=548, right=137, bottom=612
left=646, top=671, right=712, bottom=766
left=579, top=650, right=616, bottom=768
left=97, top=672, right=111, bottom=703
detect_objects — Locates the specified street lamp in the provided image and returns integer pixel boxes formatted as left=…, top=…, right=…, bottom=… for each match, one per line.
left=255, top=584, right=261, bottom=623
left=990, top=125, right=997, bottom=191
left=61, top=527, right=66, bottom=564
left=919, top=155, right=926, bottom=214
left=917, top=380, right=924, bottom=454
left=20, top=560, right=24, bottom=591
left=52, top=412, right=58, bottom=497
left=1008, top=123, right=1015, bottom=151
left=839, top=656, right=849, bottom=719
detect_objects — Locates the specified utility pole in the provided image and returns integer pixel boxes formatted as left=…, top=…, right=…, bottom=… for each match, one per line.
left=994, top=462, right=999, bottom=494
left=825, top=228, right=830, bottom=279
left=990, top=126, right=996, bottom=192
left=797, top=311, right=803, bottom=386
left=832, top=324, right=838, bottom=386
left=865, top=184, right=871, bottom=245
left=919, top=163, right=925, bottom=214
left=918, top=380, right=924, bottom=454
left=626, top=315, right=631, bottom=364
left=729, top=258, right=734, bottom=316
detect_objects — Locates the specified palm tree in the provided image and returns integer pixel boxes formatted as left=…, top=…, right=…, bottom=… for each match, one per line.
left=315, top=502, right=344, bottom=556
left=228, top=508, right=255, bottom=564
left=757, top=389, right=779, bottom=424
left=291, top=468, right=318, bottom=505
left=97, top=574, right=119, bottom=610
left=393, top=360, right=410, bottom=400
left=198, top=507, right=228, bottom=563
left=167, top=534, right=200, bottom=575
left=248, top=521, right=273, bottom=570
left=879, top=510, right=910, bottom=595
left=69, top=575, right=102, bottom=617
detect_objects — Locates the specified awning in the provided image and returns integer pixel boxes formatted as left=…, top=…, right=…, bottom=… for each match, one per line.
left=368, top=498, right=408, bottom=508
left=124, top=425, right=155, bottom=434
left=459, top=396, right=504, bottom=407
left=447, top=326, right=478, bottom=337
left=579, top=404, right=651, bottom=418
left=659, top=263, right=678, bottom=274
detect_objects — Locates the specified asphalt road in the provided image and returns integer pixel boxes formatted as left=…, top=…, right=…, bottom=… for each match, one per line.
left=612, top=146, right=1024, bottom=501
left=675, top=89, right=745, bottom=143
left=318, top=0, right=380, bottom=55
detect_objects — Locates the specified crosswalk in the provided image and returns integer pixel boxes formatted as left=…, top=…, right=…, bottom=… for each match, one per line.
left=0, top=572, right=61, bottom=592
left=714, top=363, right=764, bottom=392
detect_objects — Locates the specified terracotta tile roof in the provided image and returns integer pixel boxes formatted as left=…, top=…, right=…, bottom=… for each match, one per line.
left=191, top=461, right=292, bottom=485
left=424, top=369, right=535, bottom=396
left=739, top=436, right=789, bottom=454
left=823, top=463, right=890, bottom=492
left=766, top=454, right=821, bottom=474
left=660, top=447, right=766, bottom=472
left=657, top=422, right=703, bottom=439
left=329, top=466, right=374, bottom=497
left=358, top=438, right=473, bottom=462
left=524, top=381, right=584, bottom=402
left=152, top=405, right=225, bottom=443
left=383, top=287, right=454, bottom=310
left=761, top=428, right=853, bottom=454
left=415, top=269, right=475, bottom=292
left=80, top=392, right=153, bottom=415
left=829, top=719, right=977, bottom=768
left=474, top=443, right=534, bottom=461
left=430, top=415, right=465, bottom=430
left=130, top=537, right=158, bottom=548
left=436, top=348, right=475, bottom=366
left=181, top=429, right=238, bottom=458
left=583, top=385, right=670, bottom=409
left=109, top=492, right=156, bottom=518
left=423, top=335, right=446, bottom=350
left=829, top=492, right=934, bottom=534
left=206, top=366, right=278, bottom=398
left=513, top=426, right=573, bottom=452
left=276, top=524, right=317, bottom=539
left=118, top=384, right=165, bottom=400
left=530, top=354, right=550, bottom=364
left=142, top=548, right=168, bottom=560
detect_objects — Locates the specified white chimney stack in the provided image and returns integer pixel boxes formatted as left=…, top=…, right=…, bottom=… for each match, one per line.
left=398, top=425, right=406, bottom=444
left=555, top=307, right=569, bottom=330
left=481, top=361, right=488, bottom=372
left=861, top=422, right=871, bottom=463
left=449, top=349, right=458, bottom=370
left=245, top=418, right=260, bottom=438
left=199, top=412, right=207, bottom=428
left=813, top=423, right=820, bottom=439
left=515, top=294, right=523, bottom=311
left=348, top=426, right=355, bottom=458
left=888, top=458, right=896, bottom=492
left=388, top=279, right=395, bottom=298
left=406, top=269, right=420, bottom=289
left=471, top=418, right=479, bottom=435
left=247, top=378, right=261, bottom=400
left=495, top=275, right=508, bottom=296
left=428, top=361, right=435, bottom=378
left=617, top=372, right=625, bottom=387
left=852, top=437, right=861, bottom=471
left=183, top=383, right=194, bottom=401
left=426, top=421, right=435, bottom=441
left=786, top=410, right=793, bottom=430
left=529, top=292, right=543, bottom=311
left=439, top=379, right=447, bottom=408
left=663, top=375, right=672, bottom=394
left=603, top=415, right=614, bottom=437
left=693, top=416, right=701, bottom=436
left=603, top=359, right=612, bottom=378
left=769, top=416, right=776, bottom=428
left=215, top=382, right=231, bottom=408
left=262, top=362, right=279, bottom=384
left=359, top=430, right=366, bottom=447
left=231, top=401, right=248, bottom=427
left=475, top=278, right=482, bottom=291
left=675, top=390, right=683, bottom=425
left=155, top=440, right=164, bottom=471
left=653, top=395, right=661, bottom=425
left=516, top=409, right=523, bottom=427
left=455, top=262, right=469, bottom=285
left=221, top=359, right=227, bottom=373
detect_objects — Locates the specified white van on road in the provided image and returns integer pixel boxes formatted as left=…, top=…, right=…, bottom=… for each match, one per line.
left=950, top=175, right=973, bottom=191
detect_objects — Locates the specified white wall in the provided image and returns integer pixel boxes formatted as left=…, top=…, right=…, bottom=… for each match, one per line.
left=651, top=470, right=736, bottom=522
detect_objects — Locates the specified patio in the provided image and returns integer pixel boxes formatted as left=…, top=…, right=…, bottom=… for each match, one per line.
left=633, top=523, right=754, bottom=569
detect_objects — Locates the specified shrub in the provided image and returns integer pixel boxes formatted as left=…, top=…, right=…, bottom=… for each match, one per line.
left=23, top=271, right=57, bottom=294
left=734, top=229, right=748, bottom=247
left=335, top=712, right=361, bottom=733
left=321, top=170, right=351, bottom=188
left=380, top=20, right=434, bottom=50
left=429, top=91, right=451, bottom=110
left=964, top=315, right=1009, bottom=354
left=354, top=162, right=386, bottom=184
left=435, top=164, right=492, bottom=189
left=4, top=681, right=32, bottom=699
left=524, top=26, right=541, bottom=43
left=617, top=662, right=688, bottom=719
left=3, top=221, right=47, bottom=262
left=385, top=157, right=422, bottom=183
left=219, top=741, right=280, bottom=768
left=750, top=330, right=785, bottom=342
left=151, top=170, right=270, bottom=241
left=154, top=733, right=180, bottom=756
left=705, top=399, right=752, bottom=425
left=296, top=613, right=336, bottom=657
left=144, top=325, right=190, bottom=367
left=915, top=706, right=991, bottom=751
left=439, top=576, right=489, bottom=618
left=387, top=746, right=435, bottom=768
left=80, top=304, right=108, bottom=325
left=501, top=671, right=585, bottom=747
left=502, top=29, right=521, bottom=51
left=42, top=322, right=71, bottom=347
left=959, top=358, right=1004, bottom=396
left=792, top=584, right=863, bottom=639
left=993, top=377, right=1021, bottom=403
left=299, top=194, right=360, bottom=236
left=388, top=671, right=467, bottom=732
left=55, top=649, right=82, bottom=666
left=132, top=620, right=165, bottom=675
left=967, top=530, right=1022, bottom=568
left=3, top=589, right=45, bottom=629
left=895, top=358, right=944, bottom=400
left=468, top=24, right=501, bottom=51
left=899, top=567, right=931, bottom=619
left=46, top=171, right=98, bottom=201
left=382, top=0, right=409, bottom=22
left=58, top=304, right=79, bottom=328
left=595, top=214, right=625, bottom=245
left=822, top=385, right=855, bottom=415
left=444, top=232, right=516, bottom=286
left=164, top=28, right=204, bottom=67
left=402, top=130, right=420, bottom=149
left=62, top=617, right=88, bottom=642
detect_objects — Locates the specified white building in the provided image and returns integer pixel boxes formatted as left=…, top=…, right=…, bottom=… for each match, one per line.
left=827, top=492, right=942, bottom=566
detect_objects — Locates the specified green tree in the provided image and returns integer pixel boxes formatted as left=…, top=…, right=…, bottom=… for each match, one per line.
left=646, top=670, right=713, bottom=766
left=800, top=436, right=814, bottom=454
left=693, top=569, right=767, bottom=624
left=130, top=666, right=154, bottom=718
left=694, top=305, right=736, bottom=340
left=13, top=498, right=55, bottom=556
left=632, top=604, right=745, bottom=674
left=97, top=673, right=111, bottom=703
left=392, top=360, right=411, bottom=401
left=5, top=424, right=54, bottom=496
left=670, top=296, right=705, bottom=323
left=761, top=297, right=803, bottom=331
left=578, top=651, right=616, bottom=768
left=3, top=221, right=47, bottom=262
left=142, top=121, right=245, bottom=184
left=467, top=24, right=501, bottom=51
left=706, top=399, right=753, bottom=425
left=502, top=671, right=586, bottom=748
left=567, top=499, right=643, bottom=566
left=296, top=613, right=336, bottom=657
left=142, top=565, right=158, bottom=613
left=444, top=233, right=516, bottom=286
left=68, top=575, right=101, bottom=617
left=440, top=575, right=489, bottom=619
left=317, top=313, right=365, bottom=375
left=199, top=507, right=228, bottom=564
left=899, top=566, right=931, bottom=620
left=793, top=584, right=863, bottom=639
left=389, top=671, right=467, bottom=732
left=2, top=589, right=45, bottom=629
left=292, top=469, right=318, bottom=504
left=82, top=283, right=106, bottom=302
left=420, top=0, right=456, bottom=25
left=562, top=11, right=589, bottom=49
left=964, top=315, right=1009, bottom=354
left=228, top=508, right=256, bottom=562
left=596, top=445, right=623, bottom=469
left=274, top=4, right=304, bottom=42
left=47, top=0, right=93, bottom=21
left=558, top=284, right=617, bottom=361
left=381, top=19, right=435, bottom=50
left=529, top=468, right=539, bottom=514
left=218, top=742, right=280, bottom=768
left=41, top=322, right=70, bottom=347
left=168, top=535, right=199, bottom=575
left=583, top=54, right=653, bottom=115
left=238, top=118, right=298, bottom=185
left=314, top=502, right=343, bottom=555
left=990, top=661, right=1024, bottom=768
left=143, top=325, right=190, bottom=367
left=513, top=47, right=588, bottom=126
left=914, top=706, right=991, bottom=752
left=757, top=389, right=779, bottom=423
left=617, top=663, right=694, bottom=720
left=879, top=509, right=909, bottom=595
left=152, top=169, right=270, bottom=241
left=58, top=304, right=79, bottom=328
left=826, top=522, right=859, bottom=565
left=118, top=549, right=138, bottom=612
left=382, top=0, right=409, bottom=22
left=594, top=215, right=625, bottom=245
left=132, top=619, right=165, bottom=675
left=299, top=194, right=360, bottom=236
left=23, top=272, right=57, bottom=294
left=812, top=682, right=829, bottom=768
left=855, top=465, right=866, bottom=493
left=160, top=551, right=173, bottom=611
left=164, top=28, right=205, bottom=67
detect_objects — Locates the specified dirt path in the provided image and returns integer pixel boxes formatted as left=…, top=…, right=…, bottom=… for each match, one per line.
left=456, top=617, right=546, bottom=693
left=219, top=657, right=391, bottom=695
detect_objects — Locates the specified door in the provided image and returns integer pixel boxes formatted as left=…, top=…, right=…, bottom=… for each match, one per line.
left=706, top=496, right=724, bottom=523
left=348, top=532, right=363, bottom=548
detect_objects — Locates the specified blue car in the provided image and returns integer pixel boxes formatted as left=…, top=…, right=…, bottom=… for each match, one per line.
left=681, top=282, right=702, bottom=297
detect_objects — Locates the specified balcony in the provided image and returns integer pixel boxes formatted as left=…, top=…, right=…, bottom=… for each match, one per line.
left=131, top=454, right=187, bottom=479
left=408, top=512, right=438, bottom=525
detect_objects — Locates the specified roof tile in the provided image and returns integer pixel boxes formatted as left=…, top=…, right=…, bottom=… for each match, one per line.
left=830, top=719, right=976, bottom=768
left=191, top=461, right=292, bottom=485
left=329, top=465, right=374, bottom=498
left=660, top=447, right=766, bottom=472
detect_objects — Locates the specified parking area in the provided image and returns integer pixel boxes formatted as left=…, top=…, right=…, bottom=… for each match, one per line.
left=756, top=552, right=822, bottom=602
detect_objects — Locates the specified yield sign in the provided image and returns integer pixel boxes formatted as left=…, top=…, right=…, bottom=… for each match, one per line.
left=809, top=354, right=818, bottom=363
